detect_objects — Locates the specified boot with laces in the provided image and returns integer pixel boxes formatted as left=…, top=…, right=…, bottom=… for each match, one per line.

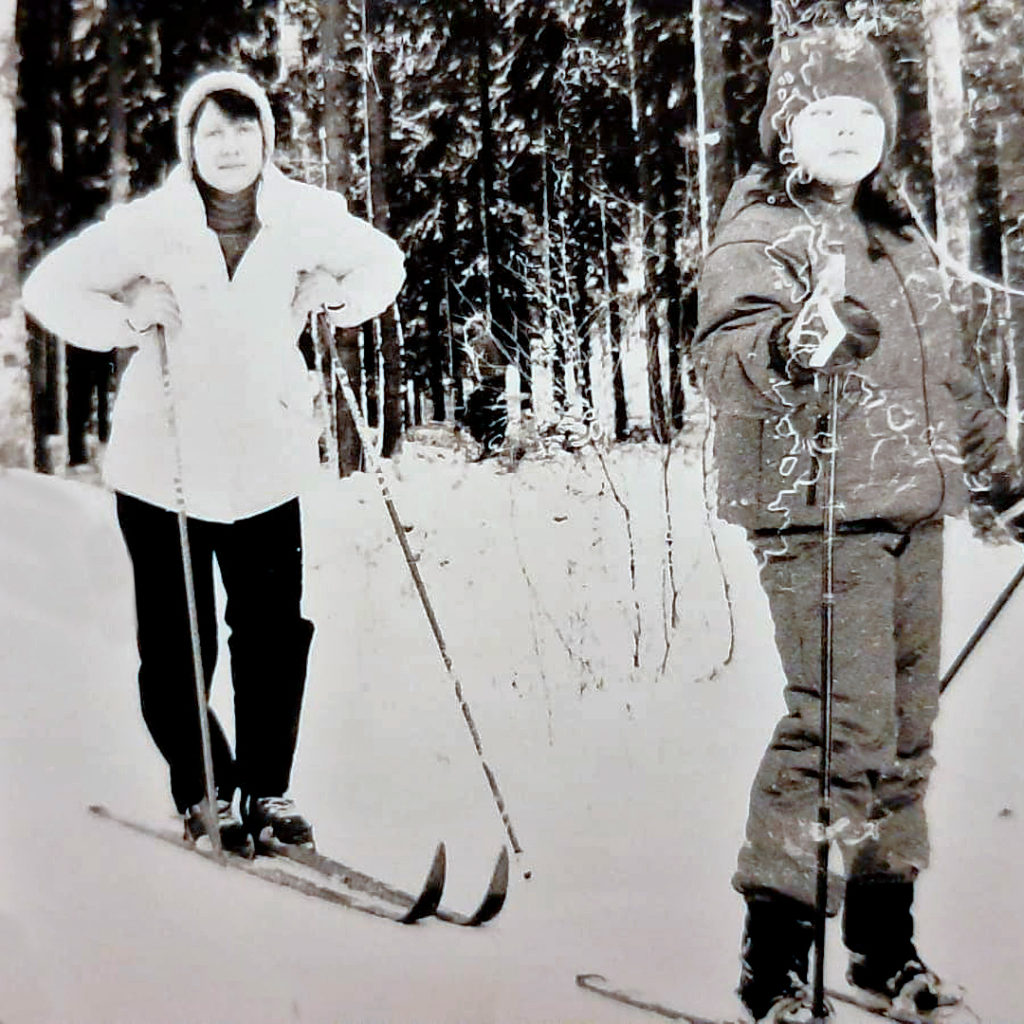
left=244, top=795, right=314, bottom=847
left=184, top=798, right=255, bottom=857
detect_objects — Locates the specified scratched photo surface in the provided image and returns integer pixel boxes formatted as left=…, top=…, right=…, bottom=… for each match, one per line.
left=1, top=2, right=1020, bottom=1022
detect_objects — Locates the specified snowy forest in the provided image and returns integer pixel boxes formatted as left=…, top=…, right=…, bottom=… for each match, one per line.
left=1, top=0, right=1023, bottom=473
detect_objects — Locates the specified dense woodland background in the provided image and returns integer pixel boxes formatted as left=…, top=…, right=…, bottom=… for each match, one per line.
left=1, top=0, right=1024, bottom=476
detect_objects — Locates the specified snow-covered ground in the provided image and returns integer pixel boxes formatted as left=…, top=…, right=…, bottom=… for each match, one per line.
left=0, top=425, right=1020, bottom=1024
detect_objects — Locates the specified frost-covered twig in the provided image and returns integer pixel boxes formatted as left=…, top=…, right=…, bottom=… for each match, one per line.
left=700, top=397, right=735, bottom=675
left=658, top=439, right=680, bottom=678
left=897, top=180, right=1024, bottom=300
left=595, top=447, right=642, bottom=670
left=506, top=472, right=599, bottom=705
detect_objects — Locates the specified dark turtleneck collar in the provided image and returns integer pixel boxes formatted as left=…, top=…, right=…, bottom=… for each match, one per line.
left=196, top=176, right=259, bottom=231
left=195, top=176, right=260, bottom=278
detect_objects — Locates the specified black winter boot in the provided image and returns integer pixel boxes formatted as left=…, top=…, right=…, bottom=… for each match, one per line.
left=738, top=892, right=817, bottom=1022
left=843, top=875, right=960, bottom=1013
left=244, top=795, right=314, bottom=847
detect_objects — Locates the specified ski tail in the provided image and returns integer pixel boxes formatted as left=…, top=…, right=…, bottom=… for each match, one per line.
left=576, top=973, right=737, bottom=1024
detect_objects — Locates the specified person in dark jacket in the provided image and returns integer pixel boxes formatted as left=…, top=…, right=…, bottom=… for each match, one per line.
left=694, top=27, right=1005, bottom=1024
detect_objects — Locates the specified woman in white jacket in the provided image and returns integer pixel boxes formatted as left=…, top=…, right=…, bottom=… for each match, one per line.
left=22, top=70, right=405, bottom=852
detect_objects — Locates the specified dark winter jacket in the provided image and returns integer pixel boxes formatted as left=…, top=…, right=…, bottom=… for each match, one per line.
left=694, top=170, right=988, bottom=533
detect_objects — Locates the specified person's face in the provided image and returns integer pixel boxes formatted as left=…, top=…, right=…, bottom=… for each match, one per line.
left=789, top=95, right=886, bottom=188
left=191, top=100, right=264, bottom=194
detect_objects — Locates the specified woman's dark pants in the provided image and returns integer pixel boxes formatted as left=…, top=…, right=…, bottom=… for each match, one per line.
left=116, top=493, right=315, bottom=813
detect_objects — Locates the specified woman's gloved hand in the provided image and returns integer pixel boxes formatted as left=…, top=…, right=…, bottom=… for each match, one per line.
left=123, top=277, right=181, bottom=336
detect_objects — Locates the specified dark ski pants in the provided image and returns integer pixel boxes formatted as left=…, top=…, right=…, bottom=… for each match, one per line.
left=116, top=493, right=315, bottom=813
left=734, top=522, right=942, bottom=913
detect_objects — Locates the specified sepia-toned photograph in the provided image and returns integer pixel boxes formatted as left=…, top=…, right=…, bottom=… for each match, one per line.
left=0, top=1, right=1020, bottom=1021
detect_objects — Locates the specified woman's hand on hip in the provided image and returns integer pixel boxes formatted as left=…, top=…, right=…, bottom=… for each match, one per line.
left=123, top=277, right=182, bottom=336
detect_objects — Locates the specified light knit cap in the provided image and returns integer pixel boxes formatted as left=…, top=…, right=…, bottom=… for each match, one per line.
left=758, top=26, right=898, bottom=160
left=175, top=69, right=276, bottom=169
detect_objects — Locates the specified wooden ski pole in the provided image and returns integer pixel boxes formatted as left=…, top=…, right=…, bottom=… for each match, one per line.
left=156, top=324, right=222, bottom=858
left=315, top=311, right=528, bottom=877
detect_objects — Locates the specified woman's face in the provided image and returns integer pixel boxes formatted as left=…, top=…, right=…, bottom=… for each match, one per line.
left=789, top=95, right=886, bottom=188
left=192, top=100, right=264, bottom=194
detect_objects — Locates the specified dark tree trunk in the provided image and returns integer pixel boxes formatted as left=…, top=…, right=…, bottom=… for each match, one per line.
left=365, top=23, right=404, bottom=457
left=107, top=0, right=129, bottom=205
left=427, top=279, right=447, bottom=422
left=19, top=0, right=74, bottom=470
left=476, top=0, right=498, bottom=328
left=320, top=0, right=362, bottom=474
left=332, top=332, right=364, bottom=474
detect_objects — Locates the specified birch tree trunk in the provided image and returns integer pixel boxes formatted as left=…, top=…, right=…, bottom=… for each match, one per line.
left=619, top=0, right=652, bottom=435
left=531, top=137, right=556, bottom=430
left=590, top=186, right=617, bottom=441
left=557, top=206, right=582, bottom=421
left=0, top=0, right=28, bottom=467
left=692, top=0, right=729, bottom=253
left=922, top=0, right=972, bottom=301
left=276, top=0, right=315, bottom=179
left=276, top=0, right=303, bottom=82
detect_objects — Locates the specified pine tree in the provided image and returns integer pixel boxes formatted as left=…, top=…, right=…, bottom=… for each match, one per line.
left=0, top=0, right=29, bottom=467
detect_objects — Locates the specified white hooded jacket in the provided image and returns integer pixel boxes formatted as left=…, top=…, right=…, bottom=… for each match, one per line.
left=22, top=71, right=405, bottom=521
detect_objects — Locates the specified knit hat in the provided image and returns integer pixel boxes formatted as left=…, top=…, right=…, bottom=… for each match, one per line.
left=175, top=70, right=276, bottom=170
left=758, top=27, right=898, bottom=160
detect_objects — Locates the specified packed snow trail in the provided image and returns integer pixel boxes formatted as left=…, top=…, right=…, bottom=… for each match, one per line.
left=0, top=436, right=1020, bottom=1023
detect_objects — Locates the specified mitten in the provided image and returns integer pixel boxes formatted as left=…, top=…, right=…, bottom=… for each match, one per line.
left=772, top=296, right=881, bottom=384
left=970, top=469, right=1024, bottom=542
left=962, top=405, right=1006, bottom=476
left=832, top=297, right=881, bottom=361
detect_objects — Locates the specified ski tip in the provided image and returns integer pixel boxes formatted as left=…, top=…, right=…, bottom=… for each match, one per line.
left=401, top=842, right=446, bottom=924
left=431, top=841, right=447, bottom=886
left=494, top=846, right=510, bottom=891
left=462, top=846, right=510, bottom=926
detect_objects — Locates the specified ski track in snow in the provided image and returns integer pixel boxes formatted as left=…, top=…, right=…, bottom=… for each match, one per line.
left=0, top=433, right=1020, bottom=1024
